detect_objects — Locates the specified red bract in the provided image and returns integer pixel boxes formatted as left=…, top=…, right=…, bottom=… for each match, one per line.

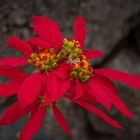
left=0, top=98, right=71, bottom=139
left=17, top=63, right=70, bottom=108
left=32, top=16, right=140, bottom=126
left=0, top=65, right=26, bottom=97
left=0, top=36, right=70, bottom=108
left=0, top=37, right=32, bottom=66
left=0, top=65, right=71, bottom=139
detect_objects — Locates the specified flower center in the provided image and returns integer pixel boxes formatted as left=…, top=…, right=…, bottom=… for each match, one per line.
left=61, top=38, right=93, bottom=82
left=39, top=95, right=45, bottom=105
left=28, top=48, right=58, bottom=73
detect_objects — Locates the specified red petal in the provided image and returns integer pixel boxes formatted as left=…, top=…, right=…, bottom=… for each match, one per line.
left=86, top=79, right=112, bottom=111
left=18, top=72, right=42, bottom=108
left=83, top=49, right=104, bottom=59
left=55, top=63, right=70, bottom=79
left=0, top=82, right=19, bottom=97
left=46, top=72, right=57, bottom=101
left=0, top=58, right=27, bottom=66
left=74, top=16, right=87, bottom=49
left=80, top=92, right=98, bottom=104
left=68, top=80, right=76, bottom=95
left=92, top=74, right=118, bottom=95
left=32, top=16, right=63, bottom=47
left=65, top=95, right=122, bottom=129
left=90, top=75, right=135, bottom=118
left=28, top=37, right=51, bottom=50
left=20, top=106, right=46, bottom=140
left=32, top=25, right=63, bottom=48
left=32, top=16, right=61, bottom=32
left=55, top=79, right=70, bottom=100
left=75, top=79, right=84, bottom=99
left=68, top=80, right=98, bottom=104
left=0, top=102, right=33, bottom=125
left=94, top=68, right=140, bottom=90
left=108, top=91, right=135, bottom=119
left=0, top=65, right=26, bottom=82
left=52, top=104, right=71, bottom=135
left=7, top=36, right=33, bottom=57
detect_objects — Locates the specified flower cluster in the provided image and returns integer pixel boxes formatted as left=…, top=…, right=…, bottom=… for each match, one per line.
left=0, top=16, right=140, bottom=140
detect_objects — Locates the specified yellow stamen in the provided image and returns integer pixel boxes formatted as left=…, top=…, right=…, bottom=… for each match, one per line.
left=28, top=48, right=59, bottom=74
left=62, top=39, right=93, bottom=82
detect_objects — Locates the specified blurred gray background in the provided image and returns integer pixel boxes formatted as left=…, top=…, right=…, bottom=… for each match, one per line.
left=0, top=0, right=140, bottom=140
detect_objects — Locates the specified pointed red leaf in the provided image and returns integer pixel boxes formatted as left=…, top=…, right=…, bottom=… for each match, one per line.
left=55, top=79, right=70, bottom=100
left=0, top=65, right=26, bottom=82
left=90, top=75, right=135, bottom=118
left=74, top=16, right=87, bottom=49
left=0, top=58, right=27, bottom=66
left=65, top=95, right=122, bottom=129
left=20, top=106, right=46, bottom=140
left=54, top=63, right=70, bottom=79
left=28, top=37, right=51, bottom=50
left=0, top=82, right=19, bottom=97
left=95, top=68, right=140, bottom=90
left=68, top=80, right=98, bottom=104
left=80, top=93, right=98, bottom=104
left=32, top=16, right=61, bottom=32
left=46, top=72, right=57, bottom=101
left=108, top=91, right=135, bottom=119
left=18, top=72, right=42, bottom=108
left=68, top=80, right=76, bottom=95
left=7, top=36, right=33, bottom=57
left=52, top=104, right=71, bottom=135
left=0, top=102, right=33, bottom=125
left=86, top=79, right=112, bottom=111
left=83, top=49, right=104, bottom=59
left=93, top=74, right=118, bottom=95
left=75, top=79, right=84, bottom=99
left=32, top=25, right=63, bottom=47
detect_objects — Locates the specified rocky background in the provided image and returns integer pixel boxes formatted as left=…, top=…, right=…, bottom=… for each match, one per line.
left=0, top=0, right=140, bottom=140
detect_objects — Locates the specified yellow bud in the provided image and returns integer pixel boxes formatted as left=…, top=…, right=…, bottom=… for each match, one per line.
left=68, top=41, right=74, bottom=47
left=84, top=75, right=90, bottom=80
left=63, top=38, right=68, bottom=45
left=79, top=71, right=84, bottom=77
left=74, top=63, right=80, bottom=69
left=67, top=48, right=71, bottom=52
left=52, top=63, right=57, bottom=67
left=30, top=53, right=37, bottom=58
left=39, top=53, right=46, bottom=59
left=45, top=65, right=51, bottom=71
left=41, top=64, right=46, bottom=69
left=73, top=53, right=78, bottom=57
left=49, top=48, right=55, bottom=52
left=71, top=70, right=77, bottom=76
left=27, top=59, right=32, bottom=64
left=81, top=55, right=86, bottom=59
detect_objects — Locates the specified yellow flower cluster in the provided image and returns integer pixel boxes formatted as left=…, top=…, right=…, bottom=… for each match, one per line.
left=28, top=38, right=93, bottom=82
left=28, top=48, right=58, bottom=73
left=62, top=38, right=93, bottom=82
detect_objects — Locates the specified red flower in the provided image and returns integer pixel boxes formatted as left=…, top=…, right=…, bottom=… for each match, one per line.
left=1, top=15, right=140, bottom=140
left=31, top=16, right=140, bottom=125
left=0, top=35, right=70, bottom=108
left=0, top=16, right=72, bottom=140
